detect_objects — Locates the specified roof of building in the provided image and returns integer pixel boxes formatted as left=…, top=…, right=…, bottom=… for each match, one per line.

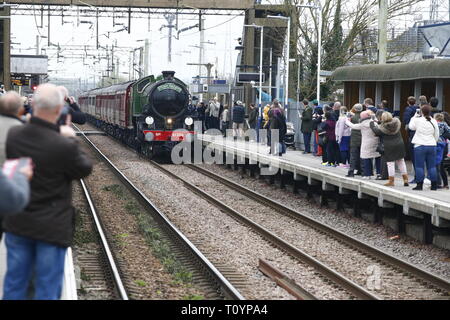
left=331, top=59, right=450, bottom=82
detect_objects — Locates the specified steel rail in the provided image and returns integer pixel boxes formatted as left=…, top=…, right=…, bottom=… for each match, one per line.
left=187, top=164, right=450, bottom=294
left=76, top=129, right=245, bottom=300
left=79, top=179, right=129, bottom=300
left=150, top=161, right=380, bottom=300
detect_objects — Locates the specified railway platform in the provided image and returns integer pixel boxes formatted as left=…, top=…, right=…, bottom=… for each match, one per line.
left=0, top=238, right=78, bottom=300
left=198, top=134, right=450, bottom=250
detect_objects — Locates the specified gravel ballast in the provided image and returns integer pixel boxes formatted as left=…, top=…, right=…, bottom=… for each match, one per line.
left=203, top=163, right=450, bottom=280
left=86, top=135, right=357, bottom=300
left=166, top=164, right=448, bottom=300
left=76, top=142, right=207, bottom=300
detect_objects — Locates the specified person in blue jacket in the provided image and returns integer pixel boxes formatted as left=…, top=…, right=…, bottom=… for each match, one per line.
left=0, top=164, right=32, bottom=241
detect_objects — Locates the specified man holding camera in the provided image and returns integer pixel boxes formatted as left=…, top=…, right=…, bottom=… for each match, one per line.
left=2, top=84, right=93, bottom=300
left=57, top=86, right=86, bottom=126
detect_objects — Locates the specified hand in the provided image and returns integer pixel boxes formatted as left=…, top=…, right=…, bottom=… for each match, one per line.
left=19, top=163, right=33, bottom=181
left=69, top=96, right=75, bottom=104
left=60, top=125, right=76, bottom=137
left=65, top=114, right=72, bottom=126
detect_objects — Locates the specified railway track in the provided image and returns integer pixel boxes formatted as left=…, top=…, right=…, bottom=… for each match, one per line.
left=75, top=127, right=245, bottom=300
left=73, top=123, right=449, bottom=299
left=151, top=162, right=450, bottom=300
left=79, top=179, right=129, bottom=300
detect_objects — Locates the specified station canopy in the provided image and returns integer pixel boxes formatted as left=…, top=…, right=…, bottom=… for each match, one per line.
left=331, top=59, right=450, bottom=82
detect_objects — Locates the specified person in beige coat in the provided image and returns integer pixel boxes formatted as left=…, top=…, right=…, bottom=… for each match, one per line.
left=345, top=110, right=382, bottom=179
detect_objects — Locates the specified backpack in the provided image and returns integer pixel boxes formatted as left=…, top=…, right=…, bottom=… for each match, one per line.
left=317, top=122, right=328, bottom=146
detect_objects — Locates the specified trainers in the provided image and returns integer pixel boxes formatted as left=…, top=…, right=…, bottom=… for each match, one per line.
left=326, top=163, right=334, bottom=167
left=321, top=162, right=329, bottom=166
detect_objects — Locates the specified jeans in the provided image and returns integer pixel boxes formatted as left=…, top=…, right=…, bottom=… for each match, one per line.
left=407, top=131, right=416, bottom=178
left=303, top=132, right=312, bottom=153
left=414, top=146, right=437, bottom=183
left=440, top=162, right=448, bottom=187
left=3, top=233, right=67, bottom=300
left=340, top=151, right=350, bottom=165
left=363, top=157, right=382, bottom=177
left=221, top=121, right=229, bottom=136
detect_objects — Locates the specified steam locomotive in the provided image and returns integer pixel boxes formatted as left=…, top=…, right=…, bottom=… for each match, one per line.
left=79, top=71, right=195, bottom=158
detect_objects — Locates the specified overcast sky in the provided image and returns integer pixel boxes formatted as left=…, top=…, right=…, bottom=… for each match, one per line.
left=10, top=0, right=445, bottom=85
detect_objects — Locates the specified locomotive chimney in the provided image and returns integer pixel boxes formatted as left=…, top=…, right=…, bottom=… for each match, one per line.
left=162, top=71, right=175, bottom=80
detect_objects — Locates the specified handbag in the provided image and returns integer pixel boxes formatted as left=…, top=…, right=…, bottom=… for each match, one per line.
left=376, top=135, right=385, bottom=155
left=376, top=143, right=385, bottom=155
left=317, top=122, right=328, bottom=146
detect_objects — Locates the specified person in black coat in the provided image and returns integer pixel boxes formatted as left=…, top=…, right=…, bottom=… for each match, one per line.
left=269, top=108, right=287, bottom=156
left=248, top=103, right=258, bottom=129
left=196, top=102, right=206, bottom=132
left=57, top=86, right=86, bottom=126
left=232, top=101, right=246, bottom=139
left=2, top=83, right=93, bottom=300
left=370, top=113, right=408, bottom=187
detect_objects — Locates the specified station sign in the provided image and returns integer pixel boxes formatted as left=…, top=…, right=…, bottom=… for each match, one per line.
left=237, top=73, right=266, bottom=84
left=11, top=76, right=30, bottom=87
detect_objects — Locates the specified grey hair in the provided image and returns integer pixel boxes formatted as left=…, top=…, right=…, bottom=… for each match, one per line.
left=57, top=85, right=69, bottom=99
left=33, top=83, right=64, bottom=111
left=0, top=91, right=23, bottom=116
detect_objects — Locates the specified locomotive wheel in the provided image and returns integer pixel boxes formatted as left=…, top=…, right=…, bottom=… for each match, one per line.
left=142, top=144, right=154, bottom=160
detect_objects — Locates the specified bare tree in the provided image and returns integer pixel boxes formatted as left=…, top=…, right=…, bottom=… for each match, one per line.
left=266, top=0, right=424, bottom=101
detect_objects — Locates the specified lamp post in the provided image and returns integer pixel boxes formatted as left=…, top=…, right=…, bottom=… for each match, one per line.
left=243, top=24, right=264, bottom=120
left=267, top=15, right=291, bottom=116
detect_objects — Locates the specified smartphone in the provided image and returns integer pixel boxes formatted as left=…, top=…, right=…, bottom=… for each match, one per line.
left=2, top=157, right=33, bottom=178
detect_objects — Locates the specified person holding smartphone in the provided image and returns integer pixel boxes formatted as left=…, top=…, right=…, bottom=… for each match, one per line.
left=0, top=159, right=33, bottom=241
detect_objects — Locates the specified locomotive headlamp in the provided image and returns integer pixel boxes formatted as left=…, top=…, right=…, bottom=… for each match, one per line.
left=184, top=117, right=194, bottom=126
left=145, top=116, right=154, bottom=125
left=167, top=118, right=173, bottom=125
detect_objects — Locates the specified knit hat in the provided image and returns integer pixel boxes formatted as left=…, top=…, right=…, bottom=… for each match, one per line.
left=354, top=104, right=363, bottom=112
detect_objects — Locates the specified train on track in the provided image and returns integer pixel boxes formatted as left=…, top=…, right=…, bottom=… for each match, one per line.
left=79, top=71, right=195, bottom=158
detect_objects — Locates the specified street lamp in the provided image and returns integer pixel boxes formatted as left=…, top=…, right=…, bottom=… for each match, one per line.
left=243, top=24, right=264, bottom=121
left=267, top=15, right=291, bottom=117
left=294, top=2, right=322, bottom=105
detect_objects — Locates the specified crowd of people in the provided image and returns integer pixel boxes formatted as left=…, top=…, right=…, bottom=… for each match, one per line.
left=191, top=97, right=289, bottom=156
left=300, top=96, right=450, bottom=190
left=0, top=84, right=92, bottom=300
